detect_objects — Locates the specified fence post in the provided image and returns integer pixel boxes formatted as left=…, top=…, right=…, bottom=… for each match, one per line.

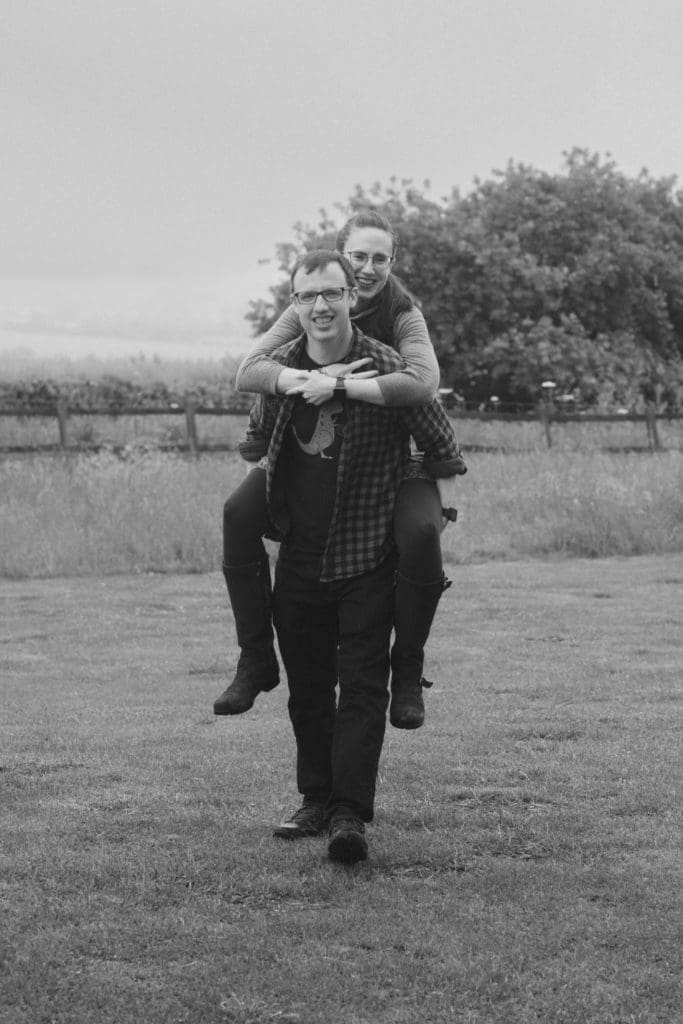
left=645, top=402, right=663, bottom=452
left=55, top=398, right=69, bottom=449
left=540, top=381, right=556, bottom=448
left=539, top=404, right=553, bottom=448
left=185, top=399, right=199, bottom=455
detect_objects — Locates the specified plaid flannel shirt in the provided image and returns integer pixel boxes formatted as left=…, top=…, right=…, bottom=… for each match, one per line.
left=250, top=327, right=465, bottom=582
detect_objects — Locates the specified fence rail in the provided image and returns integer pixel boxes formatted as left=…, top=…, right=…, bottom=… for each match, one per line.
left=0, top=401, right=681, bottom=454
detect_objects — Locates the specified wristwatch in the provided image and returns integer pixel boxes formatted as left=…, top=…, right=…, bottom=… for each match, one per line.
left=333, top=377, right=346, bottom=397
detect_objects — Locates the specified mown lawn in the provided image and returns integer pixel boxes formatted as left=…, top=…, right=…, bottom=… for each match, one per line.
left=1, top=555, right=681, bottom=1024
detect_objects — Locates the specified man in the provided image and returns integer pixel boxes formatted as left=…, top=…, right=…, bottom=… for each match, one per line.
left=249, top=250, right=465, bottom=864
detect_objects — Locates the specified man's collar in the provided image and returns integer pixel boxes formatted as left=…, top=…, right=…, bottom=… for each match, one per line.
left=302, top=324, right=360, bottom=365
left=348, top=324, right=365, bottom=354
left=282, top=325, right=366, bottom=367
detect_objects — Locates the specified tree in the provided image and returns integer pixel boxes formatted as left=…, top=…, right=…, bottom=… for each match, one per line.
left=246, top=153, right=683, bottom=411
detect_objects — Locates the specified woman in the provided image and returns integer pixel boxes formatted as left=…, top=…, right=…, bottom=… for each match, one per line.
left=215, top=211, right=459, bottom=730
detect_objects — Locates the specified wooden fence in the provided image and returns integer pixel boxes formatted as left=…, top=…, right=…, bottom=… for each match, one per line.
left=0, top=400, right=247, bottom=455
left=0, top=400, right=680, bottom=454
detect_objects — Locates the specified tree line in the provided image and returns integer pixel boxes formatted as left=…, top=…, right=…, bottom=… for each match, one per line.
left=247, top=150, right=683, bottom=413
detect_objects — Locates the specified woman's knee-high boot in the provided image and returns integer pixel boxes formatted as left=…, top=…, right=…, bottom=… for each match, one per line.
left=213, top=558, right=279, bottom=715
left=389, top=572, right=450, bottom=730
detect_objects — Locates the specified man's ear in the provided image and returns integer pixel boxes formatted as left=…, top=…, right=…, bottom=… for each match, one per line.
left=290, top=294, right=304, bottom=327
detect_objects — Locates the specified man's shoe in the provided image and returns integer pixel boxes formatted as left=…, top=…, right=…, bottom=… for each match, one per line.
left=273, top=802, right=326, bottom=839
left=327, top=816, right=368, bottom=863
left=389, top=677, right=432, bottom=730
left=213, top=648, right=279, bottom=715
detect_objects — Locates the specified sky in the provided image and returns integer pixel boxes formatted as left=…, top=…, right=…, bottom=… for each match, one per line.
left=1, top=0, right=681, bottom=359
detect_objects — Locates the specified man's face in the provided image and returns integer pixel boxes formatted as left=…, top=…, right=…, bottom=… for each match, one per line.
left=291, top=261, right=358, bottom=345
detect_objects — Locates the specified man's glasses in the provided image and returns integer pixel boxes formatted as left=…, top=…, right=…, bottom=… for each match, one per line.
left=291, top=287, right=351, bottom=305
left=344, top=250, right=393, bottom=268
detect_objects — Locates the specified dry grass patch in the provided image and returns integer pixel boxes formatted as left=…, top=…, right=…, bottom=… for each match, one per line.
left=1, top=448, right=682, bottom=578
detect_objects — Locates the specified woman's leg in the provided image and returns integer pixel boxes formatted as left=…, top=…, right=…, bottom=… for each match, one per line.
left=390, top=477, right=450, bottom=729
left=214, top=467, right=279, bottom=715
left=222, top=465, right=271, bottom=566
left=393, top=476, right=443, bottom=582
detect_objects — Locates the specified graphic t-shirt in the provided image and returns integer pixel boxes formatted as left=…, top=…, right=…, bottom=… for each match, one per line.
left=276, top=354, right=347, bottom=576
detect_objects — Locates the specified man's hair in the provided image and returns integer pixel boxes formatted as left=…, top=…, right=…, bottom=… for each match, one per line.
left=336, top=209, right=398, bottom=257
left=290, top=250, right=356, bottom=291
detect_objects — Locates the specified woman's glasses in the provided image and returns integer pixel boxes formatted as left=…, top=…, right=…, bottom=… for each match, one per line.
left=344, top=251, right=393, bottom=268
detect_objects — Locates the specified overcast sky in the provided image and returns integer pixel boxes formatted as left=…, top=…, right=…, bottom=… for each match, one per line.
left=1, top=0, right=681, bottom=352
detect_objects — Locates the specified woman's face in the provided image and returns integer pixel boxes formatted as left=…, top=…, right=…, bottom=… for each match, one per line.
left=341, top=227, right=394, bottom=302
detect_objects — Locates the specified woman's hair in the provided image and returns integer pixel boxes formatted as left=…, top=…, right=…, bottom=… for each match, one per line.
left=336, top=210, right=415, bottom=349
left=336, top=209, right=398, bottom=257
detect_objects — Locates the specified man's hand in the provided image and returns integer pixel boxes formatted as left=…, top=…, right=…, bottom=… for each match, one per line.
left=285, top=371, right=334, bottom=406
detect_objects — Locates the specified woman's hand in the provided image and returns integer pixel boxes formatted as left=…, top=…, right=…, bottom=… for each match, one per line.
left=324, top=357, right=378, bottom=379
left=276, top=368, right=311, bottom=394
left=285, top=359, right=379, bottom=406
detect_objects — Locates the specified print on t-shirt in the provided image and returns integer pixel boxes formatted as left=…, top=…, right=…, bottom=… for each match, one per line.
left=292, top=398, right=344, bottom=459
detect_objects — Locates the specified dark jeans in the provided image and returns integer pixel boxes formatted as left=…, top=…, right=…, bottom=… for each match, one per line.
left=393, top=475, right=443, bottom=581
left=224, top=467, right=442, bottom=582
left=272, top=557, right=395, bottom=823
left=223, top=467, right=272, bottom=566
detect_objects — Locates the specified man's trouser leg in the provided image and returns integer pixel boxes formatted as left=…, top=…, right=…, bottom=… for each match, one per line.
left=330, top=560, right=395, bottom=823
left=273, top=564, right=338, bottom=805
left=273, top=560, right=394, bottom=822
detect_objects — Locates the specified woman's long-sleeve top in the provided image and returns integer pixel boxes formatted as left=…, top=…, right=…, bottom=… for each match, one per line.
left=235, top=303, right=440, bottom=406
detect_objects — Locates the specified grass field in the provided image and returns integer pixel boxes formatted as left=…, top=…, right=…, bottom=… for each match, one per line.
left=1, top=555, right=681, bottom=1023
left=1, top=447, right=683, bottom=578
